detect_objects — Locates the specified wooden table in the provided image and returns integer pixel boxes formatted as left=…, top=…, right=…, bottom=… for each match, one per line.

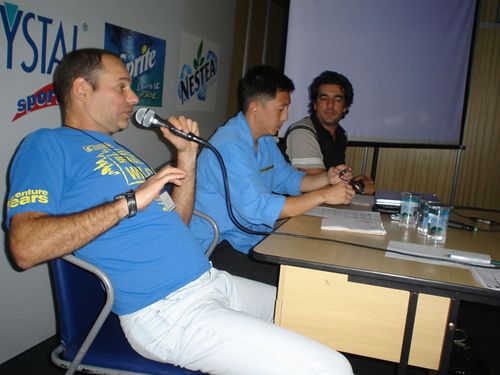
left=252, top=208, right=500, bottom=374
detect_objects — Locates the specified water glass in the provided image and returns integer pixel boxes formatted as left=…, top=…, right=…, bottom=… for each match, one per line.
left=426, top=203, right=451, bottom=244
left=399, top=192, right=420, bottom=228
left=417, top=199, right=434, bottom=235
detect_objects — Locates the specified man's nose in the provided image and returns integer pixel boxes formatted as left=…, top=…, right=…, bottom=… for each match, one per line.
left=128, top=90, right=139, bottom=105
left=282, top=108, right=289, bottom=122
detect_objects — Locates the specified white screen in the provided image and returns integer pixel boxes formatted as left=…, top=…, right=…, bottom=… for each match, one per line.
left=283, top=0, right=476, bottom=146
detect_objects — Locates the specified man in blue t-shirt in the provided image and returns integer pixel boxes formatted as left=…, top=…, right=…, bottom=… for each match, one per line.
left=6, top=49, right=353, bottom=375
left=190, top=65, right=355, bottom=285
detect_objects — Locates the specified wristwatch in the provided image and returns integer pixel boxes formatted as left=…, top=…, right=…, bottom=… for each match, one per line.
left=114, top=190, right=137, bottom=218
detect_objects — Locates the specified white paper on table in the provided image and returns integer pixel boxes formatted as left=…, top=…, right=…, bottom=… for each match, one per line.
left=305, top=207, right=386, bottom=235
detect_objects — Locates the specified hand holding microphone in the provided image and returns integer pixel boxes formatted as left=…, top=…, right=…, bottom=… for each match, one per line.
left=163, top=116, right=200, bottom=155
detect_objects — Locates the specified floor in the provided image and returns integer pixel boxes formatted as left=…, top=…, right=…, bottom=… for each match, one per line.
left=1, top=301, right=498, bottom=374
left=0, top=335, right=425, bottom=375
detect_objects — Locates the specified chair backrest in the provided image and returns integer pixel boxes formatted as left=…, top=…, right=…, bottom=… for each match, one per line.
left=51, top=257, right=106, bottom=352
left=193, top=209, right=219, bottom=257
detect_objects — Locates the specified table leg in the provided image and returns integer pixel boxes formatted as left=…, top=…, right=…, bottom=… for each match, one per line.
left=438, top=298, right=460, bottom=375
left=397, top=291, right=419, bottom=375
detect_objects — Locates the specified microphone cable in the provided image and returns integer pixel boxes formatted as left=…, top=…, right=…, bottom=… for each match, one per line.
left=203, top=143, right=273, bottom=236
left=451, top=208, right=500, bottom=232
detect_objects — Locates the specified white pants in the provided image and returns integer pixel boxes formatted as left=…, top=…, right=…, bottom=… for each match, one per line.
left=120, top=268, right=353, bottom=375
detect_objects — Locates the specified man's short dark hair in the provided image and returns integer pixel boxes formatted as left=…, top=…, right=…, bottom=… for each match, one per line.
left=308, top=71, right=354, bottom=115
left=53, top=48, right=121, bottom=110
left=238, top=65, right=295, bottom=113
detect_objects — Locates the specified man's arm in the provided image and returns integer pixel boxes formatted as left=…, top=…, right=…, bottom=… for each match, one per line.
left=299, top=167, right=326, bottom=175
left=9, top=201, right=126, bottom=270
left=301, top=166, right=377, bottom=195
left=299, top=165, right=352, bottom=192
left=161, top=116, right=199, bottom=224
left=280, top=183, right=355, bottom=218
left=171, top=151, right=196, bottom=224
left=286, top=126, right=325, bottom=171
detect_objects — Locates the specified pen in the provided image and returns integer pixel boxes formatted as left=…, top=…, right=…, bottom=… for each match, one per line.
left=447, top=254, right=492, bottom=265
left=469, top=217, right=498, bottom=225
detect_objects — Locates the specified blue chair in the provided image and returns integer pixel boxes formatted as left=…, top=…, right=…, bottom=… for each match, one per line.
left=50, top=210, right=219, bottom=375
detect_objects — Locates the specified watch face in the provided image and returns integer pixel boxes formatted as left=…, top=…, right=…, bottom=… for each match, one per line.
left=115, top=190, right=137, bottom=218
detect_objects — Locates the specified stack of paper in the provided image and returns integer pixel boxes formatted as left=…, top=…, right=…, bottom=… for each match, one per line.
left=306, top=207, right=386, bottom=235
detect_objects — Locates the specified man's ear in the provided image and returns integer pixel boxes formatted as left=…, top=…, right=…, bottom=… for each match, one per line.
left=72, top=77, right=91, bottom=102
left=248, top=100, right=259, bottom=114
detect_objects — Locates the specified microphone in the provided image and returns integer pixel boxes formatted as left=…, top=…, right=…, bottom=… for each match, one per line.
left=134, top=107, right=210, bottom=147
left=448, top=220, right=477, bottom=232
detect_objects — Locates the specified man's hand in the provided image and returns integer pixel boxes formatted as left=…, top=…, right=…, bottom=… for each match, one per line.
left=159, top=116, right=200, bottom=155
left=322, top=182, right=355, bottom=205
left=133, top=166, right=187, bottom=211
left=157, top=116, right=200, bottom=223
left=327, top=164, right=353, bottom=185
left=354, top=175, right=376, bottom=195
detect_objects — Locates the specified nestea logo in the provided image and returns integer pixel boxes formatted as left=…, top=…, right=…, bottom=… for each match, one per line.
left=177, top=40, right=218, bottom=104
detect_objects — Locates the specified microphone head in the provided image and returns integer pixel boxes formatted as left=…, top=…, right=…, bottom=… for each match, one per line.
left=134, top=107, right=156, bottom=128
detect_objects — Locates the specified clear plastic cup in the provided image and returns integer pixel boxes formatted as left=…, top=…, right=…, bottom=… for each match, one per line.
left=426, top=203, right=451, bottom=244
left=417, top=199, right=434, bottom=235
left=399, top=192, right=420, bottom=228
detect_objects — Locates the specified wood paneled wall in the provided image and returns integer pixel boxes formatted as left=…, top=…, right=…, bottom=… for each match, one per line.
left=227, top=0, right=289, bottom=118
left=455, top=1, right=500, bottom=209
left=347, top=147, right=457, bottom=203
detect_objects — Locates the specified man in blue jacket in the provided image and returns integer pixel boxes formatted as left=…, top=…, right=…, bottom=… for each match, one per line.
left=191, top=65, right=355, bottom=285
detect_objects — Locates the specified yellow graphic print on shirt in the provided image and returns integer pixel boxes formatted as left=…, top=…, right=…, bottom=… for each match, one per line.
left=91, top=145, right=154, bottom=186
left=7, top=142, right=154, bottom=212
left=7, top=189, right=48, bottom=209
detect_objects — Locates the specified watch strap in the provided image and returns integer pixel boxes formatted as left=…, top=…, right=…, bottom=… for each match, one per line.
left=114, top=190, right=137, bottom=218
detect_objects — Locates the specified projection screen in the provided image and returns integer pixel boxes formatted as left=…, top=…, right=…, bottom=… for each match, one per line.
left=282, top=0, right=477, bottom=147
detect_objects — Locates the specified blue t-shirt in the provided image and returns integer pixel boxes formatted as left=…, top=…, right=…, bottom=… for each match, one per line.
left=6, top=127, right=211, bottom=315
left=190, top=112, right=304, bottom=253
